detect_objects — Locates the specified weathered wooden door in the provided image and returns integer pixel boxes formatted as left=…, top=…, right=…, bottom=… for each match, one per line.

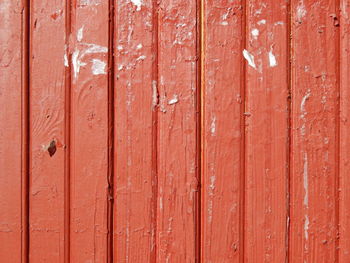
left=1, top=0, right=349, bottom=262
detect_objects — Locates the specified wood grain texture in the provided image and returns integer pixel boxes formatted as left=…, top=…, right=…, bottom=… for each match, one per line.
left=244, top=0, right=289, bottom=262
left=69, top=1, right=109, bottom=262
left=289, top=0, right=340, bottom=262
left=201, top=1, right=244, bottom=262
left=113, top=0, right=156, bottom=261
left=156, top=0, right=199, bottom=261
left=29, top=0, right=67, bottom=261
left=0, top=1, right=25, bottom=262
left=339, top=0, right=350, bottom=260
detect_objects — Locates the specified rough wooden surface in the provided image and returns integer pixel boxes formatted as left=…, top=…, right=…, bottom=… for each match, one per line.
left=0, top=0, right=348, bottom=262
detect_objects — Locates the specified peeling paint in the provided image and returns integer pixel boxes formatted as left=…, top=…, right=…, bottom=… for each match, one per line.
left=77, top=26, right=84, bottom=42
left=268, top=49, right=277, bottom=67
left=251, top=28, right=259, bottom=39
left=168, top=95, right=179, bottom=105
left=243, top=49, right=256, bottom=69
left=131, top=0, right=142, bottom=11
left=91, top=59, right=106, bottom=75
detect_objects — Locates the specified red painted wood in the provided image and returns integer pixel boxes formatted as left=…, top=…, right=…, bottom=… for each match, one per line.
left=156, top=0, right=199, bottom=261
left=340, top=0, right=350, bottom=260
left=244, top=1, right=289, bottom=262
left=69, top=1, right=109, bottom=262
left=290, top=0, right=340, bottom=262
left=2, top=0, right=350, bottom=261
left=201, top=1, right=244, bottom=262
left=0, top=1, right=25, bottom=262
left=113, top=0, right=156, bottom=261
left=29, top=1, right=67, bottom=261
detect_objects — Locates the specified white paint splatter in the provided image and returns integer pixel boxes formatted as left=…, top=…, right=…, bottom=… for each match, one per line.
left=268, top=49, right=277, bottom=67
left=77, top=26, right=84, bottom=42
left=251, top=28, right=259, bottom=39
left=221, top=21, right=228, bottom=26
left=117, top=45, right=123, bottom=51
left=296, top=0, right=307, bottom=21
left=243, top=49, right=256, bottom=69
left=136, top=43, right=143, bottom=50
left=304, top=215, right=309, bottom=240
left=79, top=0, right=101, bottom=6
left=274, top=21, right=284, bottom=26
left=257, top=19, right=266, bottom=25
left=168, top=95, right=179, bottom=105
left=91, top=59, right=106, bottom=75
left=131, top=0, right=142, bottom=11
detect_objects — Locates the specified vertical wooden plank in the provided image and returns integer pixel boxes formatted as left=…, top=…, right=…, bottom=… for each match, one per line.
left=339, top=0, right=350, bottom=260
left=201, top=1, right=244, bottom=261
left=290, top=0, right=339, bottom=262
left=156, top=0, right=199, bottom=261
left=244, top=0, right=289, bottom=262
left=113, top=0, right=156, bottom=261
left=0, top=1, right=25, bottom=262
left=29, top=0, right=67, bottom=261
left=69, top=1, right=109, bottom=262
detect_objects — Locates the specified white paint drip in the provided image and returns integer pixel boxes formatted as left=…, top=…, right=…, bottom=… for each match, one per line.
left=243, top=49, right=256, bottom=69
left=269, top=49, right=277, bottom=67
left=77, top=26, right=84, bottom=42
left=257, top=19, right=266, bottom=25
left=251, top=28, right=259, bottom=39
left=131, top=0, right=142, bottom=11
left=168, top=95, right=179, bottom=105
left=91, top=59, right=106, bottom=75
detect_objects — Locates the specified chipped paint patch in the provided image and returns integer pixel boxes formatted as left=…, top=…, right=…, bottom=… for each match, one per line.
left=210, top=116, right=216, bottom=136
left=77, top=26, right=84, bottom=42
left=251, top=28, right=259, bottom=39
left=303, top=152, right=309, bottom=207
left=296, top=0, right=307, bottom=21
left=300, top=89, right=311, bottom=136
left=168, top=95, right=179, bottom=105
left=257, top=19, right=266, bottom=25
left=152, top=80, right=158, bottom=107
left=64, top=54, right=69, bottom=67
left=131, top=0, right=142, bottom=11
left=136, top=55, right=146, bottom=61
left=304, top=215, right=309, bottom=240
left=268, top=49, right=277, bottom=67
left=243, top=49, right=256, bottom=69
left=91, top=59, right=106, bottom=75
left=72, top=49, right=86, bottom=79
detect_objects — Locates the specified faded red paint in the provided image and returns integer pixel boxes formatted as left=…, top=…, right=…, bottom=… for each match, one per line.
left=0, top=0, right=349, bottom=262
